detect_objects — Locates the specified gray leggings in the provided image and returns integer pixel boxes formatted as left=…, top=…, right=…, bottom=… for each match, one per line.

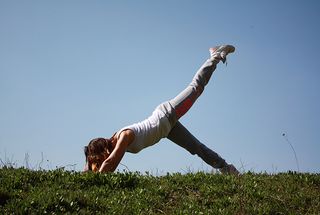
left=166, top=58, right=227, bottom=169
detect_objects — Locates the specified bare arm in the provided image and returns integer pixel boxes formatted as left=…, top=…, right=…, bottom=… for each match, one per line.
left=99, top=130, right=134, bottom=173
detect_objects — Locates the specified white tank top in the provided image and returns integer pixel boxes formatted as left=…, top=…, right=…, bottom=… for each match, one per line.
left=117, top=109, right=171, bottom=153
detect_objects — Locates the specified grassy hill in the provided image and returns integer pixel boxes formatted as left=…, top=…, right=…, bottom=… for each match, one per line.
left=0, top=167, right=319, bottom=214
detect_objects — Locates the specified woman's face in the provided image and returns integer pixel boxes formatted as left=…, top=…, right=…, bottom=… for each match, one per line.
left=89, top=152, right=110, bottom=172
left=91, top=162, right=99, bottom=172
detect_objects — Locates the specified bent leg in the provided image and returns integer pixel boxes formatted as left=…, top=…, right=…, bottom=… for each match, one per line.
left=167, top=121, right=227, bottom=169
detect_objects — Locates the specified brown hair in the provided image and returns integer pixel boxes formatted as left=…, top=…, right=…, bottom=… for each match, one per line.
left=84, top=137, right=113, bottom=170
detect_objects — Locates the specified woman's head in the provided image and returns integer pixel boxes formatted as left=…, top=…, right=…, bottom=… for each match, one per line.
left=84, top=137, right=113, bottom=172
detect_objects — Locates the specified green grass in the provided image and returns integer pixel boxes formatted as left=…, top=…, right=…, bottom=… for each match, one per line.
left=0, top=167, right=319, bottom=214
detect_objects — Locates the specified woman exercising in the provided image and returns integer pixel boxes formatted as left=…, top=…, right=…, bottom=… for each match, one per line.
left=84, top=44, right=239, bottom=174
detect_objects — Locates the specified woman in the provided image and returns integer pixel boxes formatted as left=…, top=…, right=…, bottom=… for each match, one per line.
left=84, top=44, right=239, bottom=174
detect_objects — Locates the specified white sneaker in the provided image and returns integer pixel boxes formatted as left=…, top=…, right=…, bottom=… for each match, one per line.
left=220, top=164, right=240, bottom=175
left=209, top=45, right=235, bottom=64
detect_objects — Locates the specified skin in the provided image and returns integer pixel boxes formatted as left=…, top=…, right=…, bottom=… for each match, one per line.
left=84, top=129, right=135, bottom=173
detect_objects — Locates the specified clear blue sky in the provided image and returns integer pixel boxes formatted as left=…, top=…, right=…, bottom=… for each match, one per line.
left=1, top=1, right=319, bottom=174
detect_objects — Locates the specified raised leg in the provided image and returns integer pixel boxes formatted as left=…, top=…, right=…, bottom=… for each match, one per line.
left=168, top=45, right=235, bottom=122
left=169, top=58, right=218, bottom=120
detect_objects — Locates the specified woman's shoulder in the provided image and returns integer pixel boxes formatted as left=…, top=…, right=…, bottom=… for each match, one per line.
left=116, top=128, right=135, bottom=142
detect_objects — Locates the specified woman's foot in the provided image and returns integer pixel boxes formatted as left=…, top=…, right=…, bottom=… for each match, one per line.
left=220, top=163, right=240, bottom=175
left=209, top=45, right=235, bottom=63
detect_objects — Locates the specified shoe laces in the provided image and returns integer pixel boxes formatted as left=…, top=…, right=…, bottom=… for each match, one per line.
left=221, top=52, right=230, bottom=65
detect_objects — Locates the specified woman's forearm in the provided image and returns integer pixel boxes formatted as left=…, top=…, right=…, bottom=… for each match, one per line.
left=99, top=159, right=117, bottom=172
